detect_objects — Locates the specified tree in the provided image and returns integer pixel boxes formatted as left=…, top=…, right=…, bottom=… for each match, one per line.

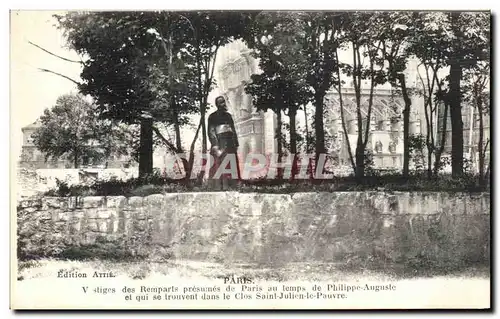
left=411, top=11, right=489, bottom=177
left=57, top=11, right=252, bottom=180
left=411, top=12, right=452, bottom=176
left=32, top=93, right=131, bottom=168
left=377, top=12, right=416, bottom=179
left=463, top=61, right=490, bottom=184
left=178, top=11, right=250, bottom=180
left=302, top=12, right=343, bottom=165
left=451, top=12, right=489, bottom=178
left=341, top=12, right=387, bottom=179
left=244, top=12, right=312, bottom=176
left=56, top=12, right=165, bottom=176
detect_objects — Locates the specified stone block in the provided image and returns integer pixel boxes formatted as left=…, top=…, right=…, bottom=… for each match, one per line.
left=69, top=221, right=81, bottom=234
left=42, top=197, right=66, bottom=209
left=145, top=194, right=165, bottom=206
left=54, top=221, right=68, bottom=233
left=127, top=197, right=144, bottom=209
left=134, top=220, right=148, bottom=232
left=19, top=199, right=42, bottom=209
left=87, top=220, right=99, bottom=232
left=68, top=197, right=80, bottom=209
left=58, top=212, right=70, bottom=221
left=86, top=209, right=98, bottom=219
left=23, top=207, right=38, bottom=214
left=110, top=220, right=119, bottom=234
left=82, top=196, right=104, bottom=208
left=97, top=209, right=114, bottom=219
left=73, top=210, right=85, bottom=219
left=134, top=211, right=147, bottom=220
left=82, top=232, right=98, bottom=245
left=36, top=211, right=52, bottom=220
left=106, top=196, right=126, bottom=209
left=97, top=220, right=108, bottom=233
left=419, top=193, right=440, bottom=215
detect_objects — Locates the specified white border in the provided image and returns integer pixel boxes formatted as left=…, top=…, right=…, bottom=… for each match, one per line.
left=3, top=1, right=497, bottom=318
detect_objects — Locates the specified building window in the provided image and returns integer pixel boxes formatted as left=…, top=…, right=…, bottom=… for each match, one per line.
left=376, top=120, right=385, bottom=131
left=391, top=119, right=399, bottom=132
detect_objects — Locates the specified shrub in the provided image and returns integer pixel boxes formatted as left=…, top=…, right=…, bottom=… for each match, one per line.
left=42, top=171, right=490, bottom=197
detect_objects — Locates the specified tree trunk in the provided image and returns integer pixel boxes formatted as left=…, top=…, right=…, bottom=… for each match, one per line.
left=434, top=102, right=449, bottom=176
left=355, top=141, right=364, bottom=179
left=187, top=118, right=203, bottom=182
left=73, top=149, right=79, bottom=169
left=398, top=74, right=411, bottom=179
left=173, top=106, right=182, bottom=151
left=314, top=92, right=326, bottom=165
left=485, top=155, right=491, bottom=182
left=424, top=96, right=433, bottom=179
left=427, top=146, right=433, bottom=179
left=478, top=104, right=485, bottom=185
left=197, top=101, right=208, bottom=184
left=167, top=27, right=188, bottom=176
left=289, top=108, right=298, bottom=179
left=139, top=118, right=154, bottom=177
left=449, top=63, right=464, bottom=177
left=352, top=43, right=364, bottom=180
left=449, top=13, right=464, bottom=177
left=173, top=100, right=188, bottom=174
left=276, top=108, right=283, bottom=160
left=420, top=65, right=436, bottom=180
left=355, top=102, right=364, bottom=179
left=289, top=109, right=297, bottom=155
left=334, top=49, right=355, bottom=173
left=275, top=109, right=284, bottom=179
left=303, top=105, right=309, bottom=153
left=201, top=106, right=207, bottom=152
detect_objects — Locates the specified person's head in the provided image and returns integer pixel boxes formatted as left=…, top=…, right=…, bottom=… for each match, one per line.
left=215, top=96, right=227, bottom=111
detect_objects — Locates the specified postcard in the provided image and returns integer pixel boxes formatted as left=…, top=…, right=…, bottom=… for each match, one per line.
left=10, top=10, right=491, bottom=310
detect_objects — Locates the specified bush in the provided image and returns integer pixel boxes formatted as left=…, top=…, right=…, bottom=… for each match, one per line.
left=42, top=171, right=490, bottom=197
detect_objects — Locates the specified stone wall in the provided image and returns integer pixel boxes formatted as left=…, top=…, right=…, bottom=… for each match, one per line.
left=17, top=192, right=490, bottom=267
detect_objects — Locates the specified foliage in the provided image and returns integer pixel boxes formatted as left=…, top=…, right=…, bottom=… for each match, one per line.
left=32, top=93, right=133, bottom=168
left=244, top=12, right=312, bottom=115
left=363, top=150, right=376, bottom=176
left=408, top=134, right=427, bottom=173
left=42, top=172, right=489, bottom=197
left=50, top=11, right=490, bottom=181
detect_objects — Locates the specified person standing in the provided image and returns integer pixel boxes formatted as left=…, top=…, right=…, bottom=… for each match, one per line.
left=207, top=96, right=240, bottom=190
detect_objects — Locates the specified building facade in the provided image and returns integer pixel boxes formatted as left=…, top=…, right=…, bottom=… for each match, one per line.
left=324, top=87, right=422, bottom=170
left=215, top=40, right=279, bottom=165
left=214, top=40, right=425, bottom=173
left=19, top=119, right=133, bottom=170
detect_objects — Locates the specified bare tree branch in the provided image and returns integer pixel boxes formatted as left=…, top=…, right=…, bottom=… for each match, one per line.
left=37, top=68, right=81, bottom=86
left=28, top=40, right=84, bottom=64
left=152, top=125, right=181, bottom=153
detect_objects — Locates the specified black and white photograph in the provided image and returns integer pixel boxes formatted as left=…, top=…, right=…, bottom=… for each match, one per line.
left=10, top=9, right=491, bottom=309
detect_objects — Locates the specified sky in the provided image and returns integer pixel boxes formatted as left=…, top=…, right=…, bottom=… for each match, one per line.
left=10, top=10, right=82, bottom=160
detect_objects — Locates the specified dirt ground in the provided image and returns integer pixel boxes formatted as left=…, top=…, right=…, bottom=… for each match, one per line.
left=12, top=258, right=491, bottom=310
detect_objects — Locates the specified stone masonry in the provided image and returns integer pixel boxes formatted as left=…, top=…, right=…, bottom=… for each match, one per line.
left=17, top=192, right=490, bottom=267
